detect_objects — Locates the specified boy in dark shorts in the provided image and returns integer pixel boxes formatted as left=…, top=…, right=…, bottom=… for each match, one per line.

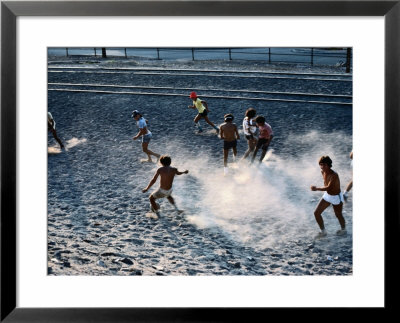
left=311, top=156, right=346, bottom=238
left=188, top=92, right=219, bottom=134
left=251, top=115, right=273, bottom=164
left=142, top=155, right=189, bottom=219
left=219, top=114, right=240, bottom=175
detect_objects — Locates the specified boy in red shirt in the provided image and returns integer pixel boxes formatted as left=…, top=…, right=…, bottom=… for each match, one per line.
left=251, top=116, right=273, bottom=164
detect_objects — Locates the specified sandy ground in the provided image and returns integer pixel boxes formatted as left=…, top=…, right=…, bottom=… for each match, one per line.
left=47, top=56, right=353, bottom=276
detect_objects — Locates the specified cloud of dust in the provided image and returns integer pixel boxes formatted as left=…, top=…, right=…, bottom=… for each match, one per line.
left=157, top=130, right=352, bottom=249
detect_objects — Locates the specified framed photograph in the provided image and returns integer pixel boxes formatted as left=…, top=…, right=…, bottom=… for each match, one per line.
left=1, top=0, right=398, bottom=321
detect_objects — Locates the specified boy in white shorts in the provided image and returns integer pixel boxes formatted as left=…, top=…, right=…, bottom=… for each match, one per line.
left=142, top=155, right=189, bottom=218
left=311, top=156, right=346, bottom=238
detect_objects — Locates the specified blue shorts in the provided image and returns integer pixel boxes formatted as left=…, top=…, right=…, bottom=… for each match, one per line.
left=142, top=133, right=152, bottom=143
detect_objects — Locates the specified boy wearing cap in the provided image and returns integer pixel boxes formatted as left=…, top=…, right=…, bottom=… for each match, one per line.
left=132, top=110, right=160, bottom=163
left=48, top=112, right=64, bottom=149
left=188, top=92, right=219, bottom=134
left=142, top=155, right=189, bottom=218
left=251, top=115, right=273, bottom=164
left=219, top=113, right=240, bottom=175
left=311, top=155, right=346, bottom=238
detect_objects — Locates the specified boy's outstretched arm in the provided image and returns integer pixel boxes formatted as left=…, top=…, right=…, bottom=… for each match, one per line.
left=142, top=170, right=160, bottom=192
left=176, top=169, right=189, bottom=175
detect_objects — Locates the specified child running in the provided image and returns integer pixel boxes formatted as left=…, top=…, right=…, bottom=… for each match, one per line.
left=142, top=155, right=189, bottom=219
left=48, top=112, right=64, bottom=149
left=251, top=115, right=273, bottom=164
left=241, top=108, right=258, bottom=160
left=188, top=92, right=219, bottom=134
left=219, top=114, right=240, bottom=175
left=132, top=110, right=160, bottom=163
left=343, top=150, right=353, bottom=201
left=311, top=156, right=346, bottom=238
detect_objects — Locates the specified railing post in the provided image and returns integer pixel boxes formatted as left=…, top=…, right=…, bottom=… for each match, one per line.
left=311, top=48, right=314, bottom=66
left=192, top=48, right=195, bottom=61
left=124, top=48, right=127, bottom=58
left=268, top=48, right=271, bottom=63
left=94, top=48, right=97, bottom=57
left=345, top=48, right=352, bottom=73
left=66, top=48, right=69, bottom=57
left=157, top=48, right=160, bottom=60
left=229, top=48, right=232, bottom=60
left=101, top=48, right=107, bottom=58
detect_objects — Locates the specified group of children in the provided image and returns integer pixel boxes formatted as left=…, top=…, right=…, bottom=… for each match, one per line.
left=131, top=92, right=352, bottom=238
left=48, top=91, right=352, bottom=237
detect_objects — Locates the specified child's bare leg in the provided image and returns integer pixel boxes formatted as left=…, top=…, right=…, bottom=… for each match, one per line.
left=259, top=149, right=267, bottom=163
left=167, top=196, right=183, bottom=213
left=204, top=116, right=215, bottom=128
left=313, top=199, right=331, bottom=231
left=142, top=142, right=160, bottom=161
left=333, top=203, right=346, bottom=229
left=259, top=142, right=271, bottom=163
left=51, top=129, right=64, bottom=148
left=242, top=140, right=256, bottom=159
left=251, top=147, right=259, bottom=163
left=149, top=195, right=159, bottom=212
left=233, top=147, right=237, bottom=162
left=204, top=116, right=219, bottom=132
left=194, top=115, right=203, bottom=132
left=223, top=149, right=229, bottom=167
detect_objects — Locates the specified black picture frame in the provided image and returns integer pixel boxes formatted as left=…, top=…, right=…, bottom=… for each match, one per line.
left=1, top=0, right=398, bottom=321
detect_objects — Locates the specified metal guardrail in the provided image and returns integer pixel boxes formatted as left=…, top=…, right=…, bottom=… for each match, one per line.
left=57, top=47, right=352, bottom=72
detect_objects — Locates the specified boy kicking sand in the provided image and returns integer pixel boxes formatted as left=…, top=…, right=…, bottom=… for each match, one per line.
left=142, top=155, right=189, bottom=219
left=219, top=114, right=240, bottom=175
left=311, top=156, right=346, bottom=238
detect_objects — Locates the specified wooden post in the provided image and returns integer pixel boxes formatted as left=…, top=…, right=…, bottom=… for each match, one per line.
left=229, top=48, right=232, bottom=60
left=101, top=48, right=107, bottom=58
left=157, top=48, right=160, bottom=60
left=346, top=48, right=352, bottom=73
left=192, top=48, right=195, bottom=61
left=66, top=48, right=69, bottom=57
left=268, top=48, right=271, bottom=63
left=94, top=48, right=97, bottom=57
left=311, top=48, right=314, bottom=66
left=124, top=48, right=127, bottom=58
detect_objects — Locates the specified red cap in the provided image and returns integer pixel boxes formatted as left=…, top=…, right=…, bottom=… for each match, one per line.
left=189, top=91, right=197, bottom=99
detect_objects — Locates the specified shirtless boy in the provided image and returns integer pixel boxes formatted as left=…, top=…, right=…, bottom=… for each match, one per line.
left=251, top=116, right=273, bottom=164
left=311, top=156, right=346, bottom=237
left=142, top=155, right=189, bottom=218
left=188, top=92, right=219, bottom=134
left=219, top=114, right=240, bottom=175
